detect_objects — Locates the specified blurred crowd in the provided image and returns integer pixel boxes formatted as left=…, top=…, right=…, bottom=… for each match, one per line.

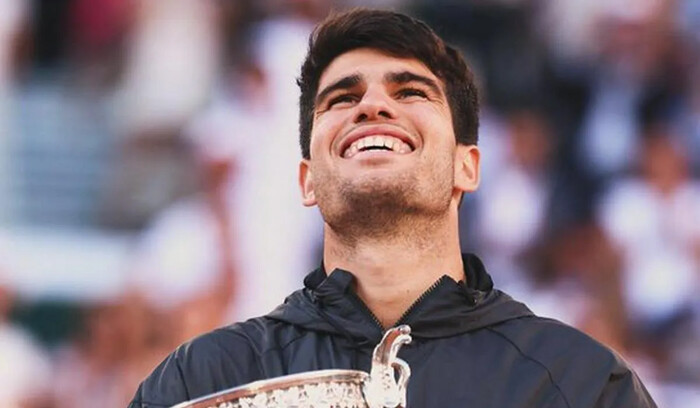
left=0, top=0, right=698, bottom=407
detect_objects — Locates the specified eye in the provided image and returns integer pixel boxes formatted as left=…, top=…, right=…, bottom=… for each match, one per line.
left=327, top=94, right=358, bottom=108
left=396, top=87, right=428, bottom=100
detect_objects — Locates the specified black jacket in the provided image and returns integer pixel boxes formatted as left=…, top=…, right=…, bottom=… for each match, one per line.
left=129, top=254, right=656, bottom=407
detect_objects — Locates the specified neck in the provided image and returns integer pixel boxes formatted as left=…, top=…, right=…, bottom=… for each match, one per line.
left=322, top=208, right=464, bottom=329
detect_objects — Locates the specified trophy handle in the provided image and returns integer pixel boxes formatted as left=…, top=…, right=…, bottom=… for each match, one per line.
left=392, top=358, right=411, bottom=407
left=364, top=325, right=412, bottom=408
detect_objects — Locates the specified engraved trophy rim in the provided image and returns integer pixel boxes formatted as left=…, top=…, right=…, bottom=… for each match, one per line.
left=170, top=325, right=412, bottom=408
left=171, top=369, right=370, bottom=408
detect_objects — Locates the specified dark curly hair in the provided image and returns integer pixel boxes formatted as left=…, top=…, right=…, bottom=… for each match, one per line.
left=297, top=8, right=480, bottom=159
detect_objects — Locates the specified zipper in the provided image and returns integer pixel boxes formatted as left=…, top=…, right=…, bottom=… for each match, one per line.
left=394, top=276, right=448, bottom=327
left=348, top=289, right=385, bottom=334
left=346, top=275, right=449, bottom=334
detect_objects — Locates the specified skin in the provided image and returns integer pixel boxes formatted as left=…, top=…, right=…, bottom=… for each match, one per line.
left=298, top=48, right=480, bottom=328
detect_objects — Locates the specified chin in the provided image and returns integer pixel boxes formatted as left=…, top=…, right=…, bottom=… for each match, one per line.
left=346, top=171, right=411, bottom=191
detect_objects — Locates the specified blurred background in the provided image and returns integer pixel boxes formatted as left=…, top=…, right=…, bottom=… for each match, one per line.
left=0, top=0, right=698, bottom=406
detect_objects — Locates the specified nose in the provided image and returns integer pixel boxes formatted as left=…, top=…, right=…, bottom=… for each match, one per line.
left=353, top=86, right=396, bottom=123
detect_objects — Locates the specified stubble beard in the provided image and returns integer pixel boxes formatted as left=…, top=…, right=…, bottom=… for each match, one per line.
left=315, top=167, right=454, bottom=246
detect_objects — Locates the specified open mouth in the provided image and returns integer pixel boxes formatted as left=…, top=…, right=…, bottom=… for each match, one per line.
left=342, top=135, right=414, bottom=159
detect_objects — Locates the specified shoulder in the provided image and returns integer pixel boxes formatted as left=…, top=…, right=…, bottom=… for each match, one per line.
left=489, top=315, right=614, bottom=363
left=488, top=316, right=656, bottom=407
left=175, top=322, right=263, bottom=375
left=487, top=316, right=617, bottom=384
left=129, top=317, right=278, bottom=408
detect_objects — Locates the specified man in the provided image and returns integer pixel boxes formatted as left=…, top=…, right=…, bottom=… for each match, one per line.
left=129, top=9, right=656, bottom=407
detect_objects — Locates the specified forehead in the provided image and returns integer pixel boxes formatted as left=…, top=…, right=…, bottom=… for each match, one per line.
left=317, top=48, right=440, bottom=92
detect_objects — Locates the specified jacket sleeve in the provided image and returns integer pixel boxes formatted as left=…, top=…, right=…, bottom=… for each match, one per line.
left=127, top=328, right=263, bottom=408
left=594, top=363, right=658, bottom=408
left=128, top=348, right=191, bottom=408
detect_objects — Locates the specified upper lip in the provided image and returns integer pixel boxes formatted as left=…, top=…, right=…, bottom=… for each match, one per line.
left=337, top=124, right=417, bottom=156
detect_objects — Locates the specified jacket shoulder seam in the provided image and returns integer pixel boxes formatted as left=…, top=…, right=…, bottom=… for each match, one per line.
left=486, top=326, right=573, bottom=408
left=279, top=331, right=310, bottom=351
left=256, top=328, right=309, bottom=355
left=227, top=321, right=309, bottom=374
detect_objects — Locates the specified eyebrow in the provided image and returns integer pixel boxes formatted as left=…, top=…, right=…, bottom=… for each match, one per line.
left=315, top=74, right=362, bottom=106
left=314, top=70, right=444, bottom=108
left=385, top=71, right=443, bottom=96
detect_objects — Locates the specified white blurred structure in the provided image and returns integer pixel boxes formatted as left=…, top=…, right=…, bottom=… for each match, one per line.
left=599, top=179, right=700, bottom=322
left=0, top=270, right=52, bottom=408
left=128, top=12, right=324, bottom=321
left=116, top=0, right=220, bottom=137
left=0, top=322, right=52, bottom=407
left=599, top=133, right=700, bottom=324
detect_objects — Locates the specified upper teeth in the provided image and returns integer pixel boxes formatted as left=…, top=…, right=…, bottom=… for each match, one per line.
left=343, top=135, right=412, bottom=158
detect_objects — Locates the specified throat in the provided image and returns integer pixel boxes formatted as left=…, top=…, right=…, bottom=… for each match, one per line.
left=355, top=273, right=452, bottom=330
left=322, top=206, right=465, bottom=329
left=323, top=232, right=465, bottom=329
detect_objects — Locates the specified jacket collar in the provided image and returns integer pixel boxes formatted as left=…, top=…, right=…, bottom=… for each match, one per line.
left=303, top=253, right=494, bottom=300
left=273, top=253, right=533, bottom=344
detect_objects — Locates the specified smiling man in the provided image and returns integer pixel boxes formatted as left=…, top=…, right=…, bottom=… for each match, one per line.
left=297, top=45, right=479, bottom=330
left=129, top=9, right=656, bottom=408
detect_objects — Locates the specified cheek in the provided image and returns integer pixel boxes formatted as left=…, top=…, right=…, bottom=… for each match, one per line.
left=310, top=112, right=346, bottom=155
left=409, top=103, right=452, bottom=127
left=308, top=129, right=323, bottom=157
left=308, top=124, right=328, bottom=157
left=412, top=110, right=455, bottom=147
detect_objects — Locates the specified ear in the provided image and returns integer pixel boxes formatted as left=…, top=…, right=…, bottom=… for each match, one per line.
left=299, top=159, right=317, bottom=207
left=454, top=144, right=480, bottom=194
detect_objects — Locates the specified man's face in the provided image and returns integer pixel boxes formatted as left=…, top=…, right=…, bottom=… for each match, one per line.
left=299, top=48, right=478, bottom=234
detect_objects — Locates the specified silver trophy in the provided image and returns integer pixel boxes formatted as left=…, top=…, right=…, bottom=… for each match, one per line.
left=171, top=325, right=412, bottom=408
